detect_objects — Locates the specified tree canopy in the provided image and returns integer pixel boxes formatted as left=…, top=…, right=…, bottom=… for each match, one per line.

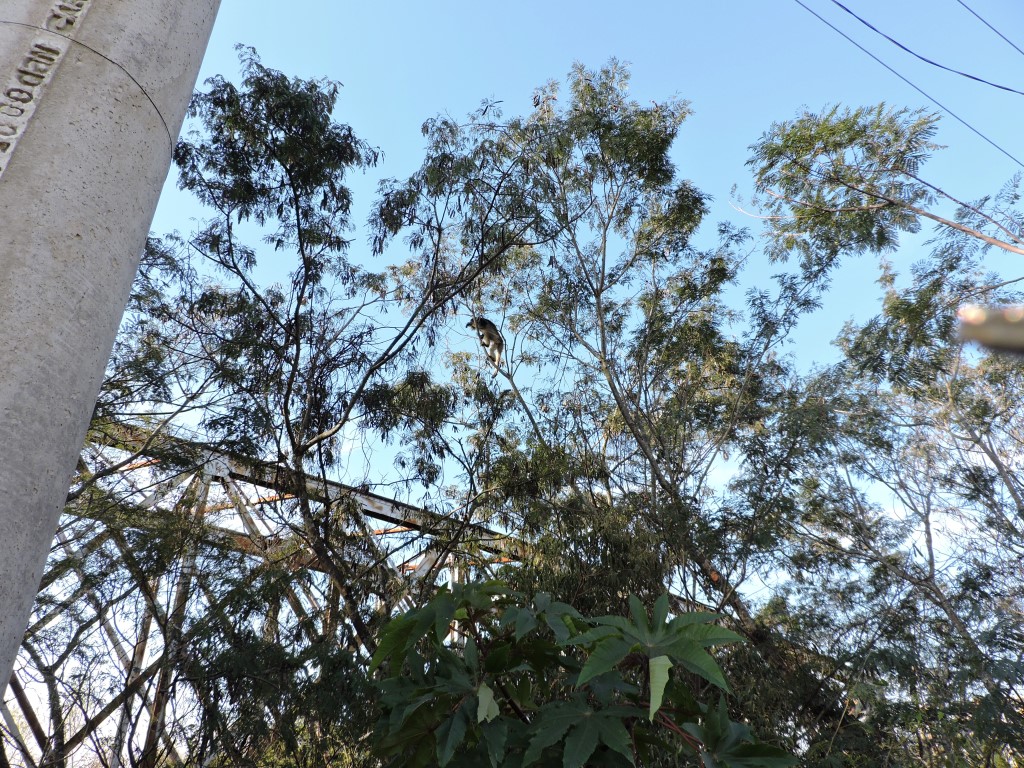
left=7, top=53, right=1023, bottom=768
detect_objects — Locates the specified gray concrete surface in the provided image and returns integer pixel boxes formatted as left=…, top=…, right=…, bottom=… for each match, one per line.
left=0, top=0, right=220, bottom=685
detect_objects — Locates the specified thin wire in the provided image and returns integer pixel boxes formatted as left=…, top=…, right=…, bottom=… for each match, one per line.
left=791, top=0, right=1024, bottom=170
left=826, top=0, right=1024, bottom=97
left=955, top=0, right=1024, bottom=58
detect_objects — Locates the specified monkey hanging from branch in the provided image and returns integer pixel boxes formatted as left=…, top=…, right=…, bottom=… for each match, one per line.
left=467, top=317, right=505, bottom=376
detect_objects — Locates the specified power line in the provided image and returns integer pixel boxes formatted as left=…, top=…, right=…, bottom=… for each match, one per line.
left=791, top=0, right=1024, bottom=170
left=955, top=0, right=1024, bottom=59
left=826, top=0, right=1024, bottom=97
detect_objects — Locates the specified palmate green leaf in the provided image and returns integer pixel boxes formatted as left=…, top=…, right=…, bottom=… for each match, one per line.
left=500, top=605, right=521, bottom=633
left=549, top=600, right=584, bottom=621
left=511, top=676, right=536, bottom=713
left=694, top=697, right=799, bottom=767
left=577, top=636, right=634, bottom=686
left=666, top=611, right=723, bottom=629
left=523, top=703, right=639, bottom=768
left=545, top=600, right=584, bottom=643
left=594, top=614, right=636, bottom=633
left=545, top=611, right=574, bottom=644
left=465, top=579, right=512, bottom=607
left=667, top=639, right=731, bottom=692
left=433, top=591, right=457, bottom=642
left=569, top=625, right=619, bottom=646
left=668, top=621, right=743, bottom=649
left=481, top=718, right=509, bottom=767
left=585, top=668, right=642, bottom=705
left=436, top=705, right=470, bottom=767
left=667, top=610, right=724, bottom=626
left=482, top=641, right=513, bottom=673
left=599, top=715, right=636, bottom=765
left=464, top=636, right=479, bottom=674
left=522, top=703, right=581, bottom=766
left=519, top=637, right=565, bottom=677
left=651, top=593, right=670, bottom=628
left=699, top=697, right=737, bottom=750
left=514, top=607, right=539, bottom=640
left=395, top=692, right=436, bottom=730
left=368, top=613, right=417, bottom=673
left=648, top=655, right=672, bottom=721
left=376, top=697, right=444, bottom=756
left=563, top=716, right=601, bottom=768
left=628, top=595, right=651, bottom=640
left=437, top=664, right=476, bottom=696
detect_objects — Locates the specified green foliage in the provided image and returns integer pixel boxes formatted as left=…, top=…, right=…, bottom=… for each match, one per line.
left=194, top=583, right=381, bottom=768
left=37, top=48, right=1024, bottom=768
left=370, top=582, right=793, bottom=767
left=749, top=104, right=940, bottom=279
left=176, top=45, right=379, bottom=269
left=370, top=61, right=913, bottom=763
left=167, top=48, right=392, bottom=463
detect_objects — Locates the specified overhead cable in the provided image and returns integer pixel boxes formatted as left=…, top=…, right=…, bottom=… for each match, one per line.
left=826, top=0, right=1024, bottom=97
left=955, top=0, right=1024, bottom=59
left=791, top=0, right=1024, bottom=170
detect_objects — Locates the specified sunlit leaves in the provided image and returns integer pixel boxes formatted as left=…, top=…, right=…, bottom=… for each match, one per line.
left=176, top=45, right=379, bottom=274
left=371, top=582, right=787, bottom=767
left=749, top=104, right=939, bottom=273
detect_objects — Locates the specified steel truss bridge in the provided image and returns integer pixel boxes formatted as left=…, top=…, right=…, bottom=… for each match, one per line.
left=0, top=422, right=515, bottom=767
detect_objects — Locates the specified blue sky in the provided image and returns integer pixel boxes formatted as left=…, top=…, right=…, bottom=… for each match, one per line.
left=151, top=0, right=1024, bottom=356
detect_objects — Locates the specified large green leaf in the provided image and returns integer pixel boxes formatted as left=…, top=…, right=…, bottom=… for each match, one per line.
left=671, top=622, right=743, bottom=648
left=651, top=593, right=670, bottom=628
left=666, top=612, right=723, bottom=629
left=648, top=655, right=672, bottom=721
left=514, top=607, right=539, bottom=640
left=481, top=719, right=509, bottom=768
left=599, top=716, right=636, bottom=765
left=436, top=706, right=469, bottom=767
left=569, top=625, right=620, bottom=645
left=577, top=636, right=634, bottom=686
left=482, top=641, right=513, bottom=673
left=433, top=591, right=457, bottom=642
left=628, top=595, right=651, bottom=641
left=464, top=636, right=479, bottom=674
left=522, top=703, right=583, bottom=766
left=396, top=692, right=437, bottom=729
left=368, top=613, right=416, bottom=673
left=477, top=681, right=500, bottom=723
left=593, top=615, right=636, bottom=633
left=563, top=716, right=601, bottom=768
left=667, top=639, right=731, bottom=692
left=545, top=611, right=574, bottom=644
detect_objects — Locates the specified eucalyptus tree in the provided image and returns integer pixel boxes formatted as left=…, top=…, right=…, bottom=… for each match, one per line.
left=370, top=70, right=1024, bottom=764
left=12, top=49, right=489, bottom=768
left=21, top=53, right=1022, bottom=767
left=371, top=61, right=853, bottom=757
left=745, top=104, right=1024, bottom=763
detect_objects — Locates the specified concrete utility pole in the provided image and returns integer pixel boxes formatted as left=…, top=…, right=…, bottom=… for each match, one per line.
left=0, top=0, right=220, bottom=686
